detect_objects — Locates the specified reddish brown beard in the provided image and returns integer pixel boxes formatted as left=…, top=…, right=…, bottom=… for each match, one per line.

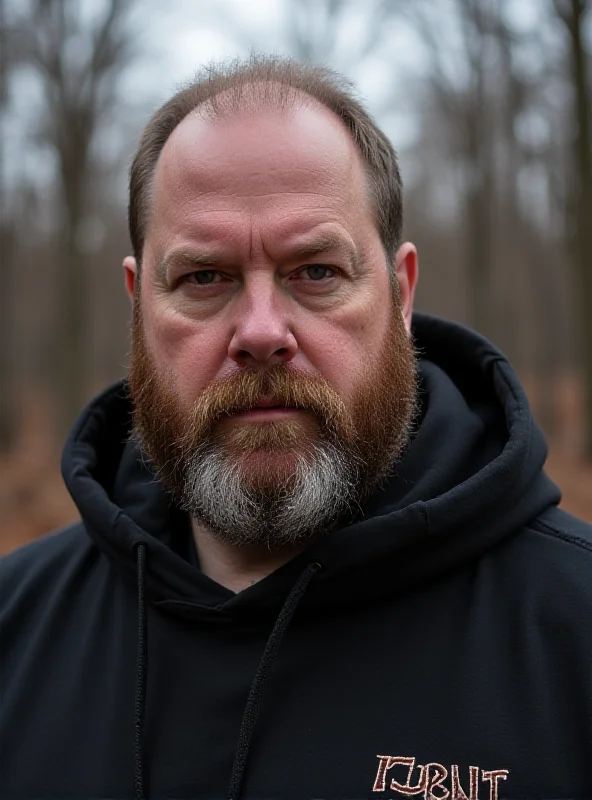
left=128, top=284, right=418, bottom=512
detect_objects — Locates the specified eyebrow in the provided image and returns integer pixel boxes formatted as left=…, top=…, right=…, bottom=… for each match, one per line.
left=157, top=233, right=359, bottom=280
left=287, top=233, right=359, bottom=269
left=156, top=249, right=223, bottom=282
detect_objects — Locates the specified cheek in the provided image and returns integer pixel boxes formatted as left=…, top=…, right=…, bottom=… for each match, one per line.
left=141, top=301, right=228, bottom=403
left=301, top=291, right=391, bottom=401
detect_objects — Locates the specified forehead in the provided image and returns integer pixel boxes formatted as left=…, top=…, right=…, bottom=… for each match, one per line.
left=150, top=101, right=372, bottom=231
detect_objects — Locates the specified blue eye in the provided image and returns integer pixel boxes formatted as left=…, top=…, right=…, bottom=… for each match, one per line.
left=305, top=265, right=332, bottom=280
left=192, top=271, right=216, bottom=284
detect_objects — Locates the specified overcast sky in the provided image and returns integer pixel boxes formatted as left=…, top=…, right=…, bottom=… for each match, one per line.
left=121, top=0, right=423, bottom=143
left=2, top=0, right=586, bottom=211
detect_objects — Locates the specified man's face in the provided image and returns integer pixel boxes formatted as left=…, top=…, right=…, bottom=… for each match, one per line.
left=127, top=101, right=418, bottom=549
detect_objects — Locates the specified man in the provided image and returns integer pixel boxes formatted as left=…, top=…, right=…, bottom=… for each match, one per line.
left=1, top=56, right=591, bottom=800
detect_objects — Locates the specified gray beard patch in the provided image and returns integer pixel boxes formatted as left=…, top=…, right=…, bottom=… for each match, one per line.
left=179, top=438, right=363, bottom=550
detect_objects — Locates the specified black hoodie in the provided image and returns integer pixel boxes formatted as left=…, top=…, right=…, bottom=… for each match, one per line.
left=1, top=313, right=591, bottom=800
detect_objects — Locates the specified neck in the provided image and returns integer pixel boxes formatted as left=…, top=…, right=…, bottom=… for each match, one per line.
left=191, top=519, right=308, bottom=593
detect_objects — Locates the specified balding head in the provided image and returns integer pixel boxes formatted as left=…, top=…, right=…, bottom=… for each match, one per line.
left=128, top=55, right=403, bottom=273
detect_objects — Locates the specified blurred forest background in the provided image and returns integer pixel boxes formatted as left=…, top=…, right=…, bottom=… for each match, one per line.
left=1, top=0, right=591, bottom=556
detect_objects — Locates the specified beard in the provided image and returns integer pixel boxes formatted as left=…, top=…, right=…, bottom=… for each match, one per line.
left=128, top=286, right=418, bottom=551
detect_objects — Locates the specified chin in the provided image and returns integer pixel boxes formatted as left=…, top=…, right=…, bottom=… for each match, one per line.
left=235, top=450, right=302, bottom=490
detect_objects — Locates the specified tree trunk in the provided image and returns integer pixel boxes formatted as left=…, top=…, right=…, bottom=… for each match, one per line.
left=567, top=0, right=592, bottom=457
left=57, top=142, right=88, bottom=433
left=58, top=207, right=87, bottom=433
left=0, top=220, right=18, bottom=452
left=465, top=108, right=495, bottom=340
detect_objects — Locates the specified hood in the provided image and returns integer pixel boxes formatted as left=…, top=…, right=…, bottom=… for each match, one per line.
left=62, top=312, right=560, bottom=621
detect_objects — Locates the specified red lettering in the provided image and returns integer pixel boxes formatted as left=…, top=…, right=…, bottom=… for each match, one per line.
left=373, top=756, right=509, bottom=800
left=482, top=770, right=509, bottom=800
left=373, top=756, right=405, bottom=792
left=390, top=757, right=427, bottom=795
left=450, top=765, right=480, bottom=800
left=424, top=762, right=450, bottom=800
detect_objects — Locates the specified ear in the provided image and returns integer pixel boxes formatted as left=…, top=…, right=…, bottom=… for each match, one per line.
left=394, top=242, right=418, bottom=335
left=123, top=256, right=137, bottom=302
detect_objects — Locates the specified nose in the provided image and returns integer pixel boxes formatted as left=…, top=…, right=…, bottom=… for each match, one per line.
left=227, top=282, right=298, bottom=367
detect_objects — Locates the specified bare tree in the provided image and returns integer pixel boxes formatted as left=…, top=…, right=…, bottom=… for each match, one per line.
left=554, top=0, right=592, bottom=457
left=13, top=0, right=135, bottom=432
left=398, top=0, right=507, bottom=339
left=0, top=216, right=17, bottom=453
left=493, top=1, right=565, bottom=434
left=0, top=0, right=20, bottom=453
left=286, top=0, right=392, bottom=67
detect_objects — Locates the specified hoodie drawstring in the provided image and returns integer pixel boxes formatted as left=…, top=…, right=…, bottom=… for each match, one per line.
left=134, top=543, right=148, bottom=800
left=133, top=543, right=320, bottom=800
left=227, top=560, right=321, bottom=800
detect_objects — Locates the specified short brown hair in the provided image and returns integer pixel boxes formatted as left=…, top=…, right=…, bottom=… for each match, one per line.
left=128, top=55, right=403, bottom=268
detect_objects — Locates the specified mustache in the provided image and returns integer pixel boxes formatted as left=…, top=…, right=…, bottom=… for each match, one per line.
left=187, top=364, right=350, bottom=433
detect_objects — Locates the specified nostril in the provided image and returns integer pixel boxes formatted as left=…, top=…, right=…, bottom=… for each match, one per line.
left=229, top=337, right=298, bottom=366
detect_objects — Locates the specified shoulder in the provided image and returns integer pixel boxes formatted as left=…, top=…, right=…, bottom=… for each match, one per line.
left=0, top=522, right=97, bottom=625
left=0, top=521, right=89, bottom=581
left=527, top=505, right=592, bottom=554
left=496, top=507, right=592, bottom=613
left=527, top=506, right=592, bottom=600
left=522, top=506, right=592, bottom=577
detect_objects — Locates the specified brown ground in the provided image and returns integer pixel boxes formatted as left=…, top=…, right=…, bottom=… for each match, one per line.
left=1, top=378, right=591, bottom=557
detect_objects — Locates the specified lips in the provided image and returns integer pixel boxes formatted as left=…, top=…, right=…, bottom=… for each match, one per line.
left=253, top=397, right=292, bottom=409
left=225, top=397, right=301, bottom=420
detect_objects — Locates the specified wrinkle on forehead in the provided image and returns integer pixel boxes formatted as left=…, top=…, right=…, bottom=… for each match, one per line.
left=150, top=103, right=367, bottom=222
left=140, top=101, right=383, bottom=282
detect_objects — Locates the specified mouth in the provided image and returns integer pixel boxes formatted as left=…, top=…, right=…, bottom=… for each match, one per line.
left=229, top=397, right=302, bottom=420
left=254, top=396, right=293, bottom=409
